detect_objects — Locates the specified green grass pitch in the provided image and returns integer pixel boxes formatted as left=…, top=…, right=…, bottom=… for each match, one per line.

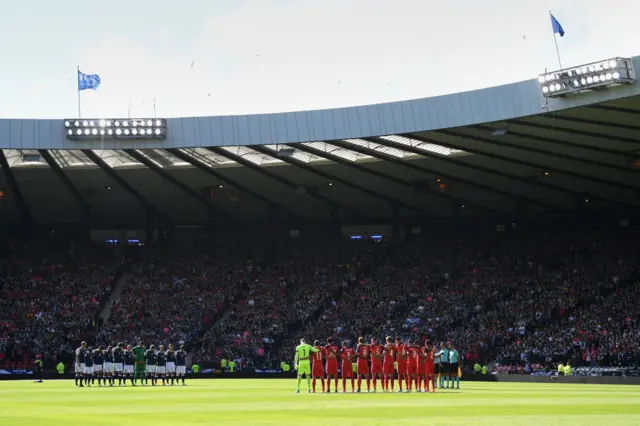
left=1, top=379, right=640, bottom=425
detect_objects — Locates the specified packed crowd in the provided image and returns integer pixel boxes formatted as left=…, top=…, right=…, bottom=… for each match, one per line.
left=97, top=246, right=250, bottom=349
left=1, top=221, right=638, bottom=373
left=196, top=240, right=368, bottom=368
left=496, top=229, right=640, bottom=368
left=0, top=240, right=125, bottom=365
left=276, top=225, right=639, bottom=370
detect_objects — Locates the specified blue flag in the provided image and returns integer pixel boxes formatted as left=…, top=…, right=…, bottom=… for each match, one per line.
left=78, top=70, right=101, bottom=91
left=550, top=14, right=565, bottom=37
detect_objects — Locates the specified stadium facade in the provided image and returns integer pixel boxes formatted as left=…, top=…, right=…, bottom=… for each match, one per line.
left=0, top=56, right=639, bottom=237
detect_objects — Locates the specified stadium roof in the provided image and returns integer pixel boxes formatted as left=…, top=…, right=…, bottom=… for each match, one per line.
left=1, top=65, right=639, bottom=227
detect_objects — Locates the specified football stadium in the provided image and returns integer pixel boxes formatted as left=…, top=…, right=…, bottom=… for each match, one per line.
left=2, top=4, right=640, bottom=426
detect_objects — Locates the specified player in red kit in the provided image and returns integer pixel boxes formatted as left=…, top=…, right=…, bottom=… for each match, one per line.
left=355, top=337, right=371, bottom=392
left=395, top=337, right=408, bottom=393
left=311, top=340, right=326, bottom=393
left=407, top=342, right=419, bottom=392
left=369, top=338, right=383, bottom=392
left=324, top=338, right=339, bottom=393
left=424, top=340, right=436, bottom=393
left=382, top=336, right=395, bottom=391
left=340, top=341, right=355, bottom=393
left=416, top=340, right=427, bottom=392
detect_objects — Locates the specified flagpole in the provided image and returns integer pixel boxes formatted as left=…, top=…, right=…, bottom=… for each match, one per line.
left=77, top=66, right=82, bottom=118
left=550, top=11, right=563, bottom=69
left=153, top=97, right=157, bottom=119
left=553, top=34, right=563, bottom=69
left=128, top=96, right=131, bottom=119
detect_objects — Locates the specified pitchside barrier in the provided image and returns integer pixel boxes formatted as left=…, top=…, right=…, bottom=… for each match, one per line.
left=2, top=370, right=640, bottom=384
left=493, top=374, right=640, bottom=385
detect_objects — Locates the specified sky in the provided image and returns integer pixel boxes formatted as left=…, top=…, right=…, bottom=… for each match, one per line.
left=1, top=0, right=639, bottom=119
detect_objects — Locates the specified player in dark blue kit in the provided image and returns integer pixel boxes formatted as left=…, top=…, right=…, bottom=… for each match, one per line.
left=124, top=345, right=135, bottom=386
left=145, top=345, right=158, bottom=386
left=166, top=344, right=177, bottom=385
left=84, top=347, right=94, bottom=386
left=72, top=341, right=189, bottom=389
left=104, top=345, right=114, bottom=386
left=157, top=345, right=168, bottom=385
left=93, top=347, right=104, bottom=386
left=176, top=345, right=187, bottom=386
left=74, top=342, right=87, bottom=387
left=113, top=343, right=125, bottom=386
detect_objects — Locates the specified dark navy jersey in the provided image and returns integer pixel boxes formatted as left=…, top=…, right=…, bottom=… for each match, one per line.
left=76, top=347, right=86, bottom=363
left=113, top=347, right=124, bottom=364
left=166, top=350, right=176, bottom=363
left=145, top=350, right=157, bottom=365
left=93, top=350, right=104, bottom=365
left=104, top=351, right=113, bottom=363
left=124, top=350, right=134, bottom=365
left=157, top=351, right=166, bottom=367
left=176, top=350, right=186, bottom=366
left=85, top=351, right=94, bottom=367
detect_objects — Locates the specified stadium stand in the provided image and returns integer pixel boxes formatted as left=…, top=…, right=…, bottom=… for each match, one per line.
left=1, top=59, right=640, bottom=376
left=197, top=238, right=381, bottom=368
left=98, top=248, right=249, bottom=348
left=1, top=219, right=637, bottom=375
left=0, top=239, right=128, bottom=368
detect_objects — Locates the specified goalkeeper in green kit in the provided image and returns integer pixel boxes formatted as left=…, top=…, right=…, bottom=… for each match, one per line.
left=294, top=338, right=319, bottom=393
left=132, top=342, right=146, bottom=386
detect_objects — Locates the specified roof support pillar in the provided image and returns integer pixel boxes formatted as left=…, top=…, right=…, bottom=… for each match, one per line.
left=124, top=149, right=224, bottom=222
left=0, top=150, right=31, bottom=225
left=82, top=149, right=171, bottom=226
left=208, top=147, right=369, bottom=221
left=39, top=150, right=94, bottom=220
left=251, top=145, right=433, bottom=218
left=166, top=148, right=299, bottom=221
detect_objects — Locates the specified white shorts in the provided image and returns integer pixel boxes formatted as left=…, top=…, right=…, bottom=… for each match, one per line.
left=104, top=362, right=112, bottom=372
left=124, top=365, right=134, bottom=374
left=84, top=366, right=94, bottom=374
left=176, top=366, right=186, bottom=375
left=114, top=363, right=124, bottom=372
left=156, top=366, right=166, bottom=374
left=93, top=365, right=103, bottom=372
left=167, top=362, right=176, bottom=373
left=146, top=365, right=156, bottom=374
left=75, top=363, right=85, bottom=373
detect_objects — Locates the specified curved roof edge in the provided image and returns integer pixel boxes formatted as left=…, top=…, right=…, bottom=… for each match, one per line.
left=2, top=55, right=640, bottom=150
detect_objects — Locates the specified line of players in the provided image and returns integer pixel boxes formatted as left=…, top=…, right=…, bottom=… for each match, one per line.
left=304, top=336, right=461, bottom=393
left=74, top=341, right=188, bottom=387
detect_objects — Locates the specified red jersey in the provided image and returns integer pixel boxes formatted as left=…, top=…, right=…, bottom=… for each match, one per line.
left=325, top=344, right=339, bottom=375
left=383, top=344, right=395, bottom=365
left=396, top=344, right=409, bottom=363
left=312, top=346, right=325, bottom=368
left=408, top=347, right=419, bottom=365
left=356, top=344, right=370, bottom=364
left=325, top=344, right=339, bottom=365
left=419, top=347, right=427, bottom=362
left=426, top=349, right=435, bottom=366
left=370, top=344, right=383, bottom=364
left=418, top=347, right=427, bottom=374
left=341, top=348, right=355, bottom=365
left=425, top=349, right=435, bottom=375
left=383, top=344, right=395, bottom=375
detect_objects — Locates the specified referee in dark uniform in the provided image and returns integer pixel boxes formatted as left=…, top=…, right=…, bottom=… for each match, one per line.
left=33, top=355, right=43, bottom=383
left=437, top=342, right=449, bottom=388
